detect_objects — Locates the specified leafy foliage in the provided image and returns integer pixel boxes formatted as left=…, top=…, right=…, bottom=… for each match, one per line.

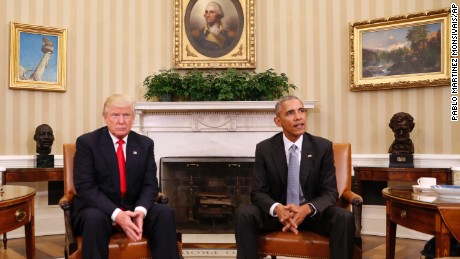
left=143, top=68, right=181, bottom=101
left=143, top=68, right=297, bottom=101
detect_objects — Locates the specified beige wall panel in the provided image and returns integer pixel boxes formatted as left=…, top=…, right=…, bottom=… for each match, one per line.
left=0, top=0, right=458, bottom=155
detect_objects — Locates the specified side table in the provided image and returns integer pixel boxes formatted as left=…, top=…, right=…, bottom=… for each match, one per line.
left=0, top=185, right=36, bottom=259
left=2, top=167, right=63, bottom=249
left=3, top=167, right=63, bottom=183
left=382, top=187, right=460, bottom=259
left=353, top=167, right=452, bottom=204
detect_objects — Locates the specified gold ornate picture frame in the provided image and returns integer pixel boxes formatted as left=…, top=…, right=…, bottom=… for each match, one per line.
left=349, top=8, right=450, bottom=91
left=174, top=0, right=255, bottom=69
left=9, top=22, right=67, bottom=92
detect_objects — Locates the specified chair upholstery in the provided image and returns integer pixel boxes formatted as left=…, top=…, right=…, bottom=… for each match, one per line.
left=59, top=143, right=182, bottom=259
left=257, top=143, right=363, bottom=259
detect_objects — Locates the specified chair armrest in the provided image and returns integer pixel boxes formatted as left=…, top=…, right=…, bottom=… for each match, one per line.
left=58, top=191, right=169, bottom=257
left=58, top=192, right=75, bottom=210
left=59, top=193, right=78, bottom=256
left=340, top=190, right=363, bottom=239
left=341, top=189, right=363, bottom=207
left=156, top=192, right=169, bottom=204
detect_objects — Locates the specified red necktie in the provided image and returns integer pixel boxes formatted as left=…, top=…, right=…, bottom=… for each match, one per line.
left=116, top=139, right=126, bottom=197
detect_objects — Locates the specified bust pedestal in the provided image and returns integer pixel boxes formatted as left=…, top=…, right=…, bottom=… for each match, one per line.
left=389, top=154, right=414, bottom=168
left=36, top=154, right=54, bottom=168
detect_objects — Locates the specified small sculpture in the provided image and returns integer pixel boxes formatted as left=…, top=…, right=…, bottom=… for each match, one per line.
left=388, top=112, right=415, bottom=154
left=34, top=124, right=55, bottom=155
left=388, top=112, right=415, bottom=167
left=34, top=124, right=55, bottom=168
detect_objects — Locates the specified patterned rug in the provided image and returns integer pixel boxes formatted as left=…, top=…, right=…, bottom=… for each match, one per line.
left=182, top=249, right=236, bottom=258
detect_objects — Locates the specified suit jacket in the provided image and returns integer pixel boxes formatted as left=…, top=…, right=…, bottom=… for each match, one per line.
left=71, top=126, right=158, bottom=218
left=250, top=132, right=338, bottom=218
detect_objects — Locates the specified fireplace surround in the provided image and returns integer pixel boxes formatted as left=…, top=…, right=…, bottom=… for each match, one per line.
left=133, top=101, right=316, bottom=233
left=133, top=101, right=315, bottom=161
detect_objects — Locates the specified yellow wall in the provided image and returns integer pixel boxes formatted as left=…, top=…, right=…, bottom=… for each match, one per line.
left=0, top=0, right=458, bottom=155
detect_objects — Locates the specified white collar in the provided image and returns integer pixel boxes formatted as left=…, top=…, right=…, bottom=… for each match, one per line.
left=282, top=134, right=303, bottom=153
left=109, top=132, right=128, bottom=144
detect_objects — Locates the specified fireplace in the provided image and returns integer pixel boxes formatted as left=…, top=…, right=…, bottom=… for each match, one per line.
left=160, top=156, right=254, bottom=233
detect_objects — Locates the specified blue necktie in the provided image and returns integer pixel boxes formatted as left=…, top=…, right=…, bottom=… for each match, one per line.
left=287, top=144, right=300, bottom=205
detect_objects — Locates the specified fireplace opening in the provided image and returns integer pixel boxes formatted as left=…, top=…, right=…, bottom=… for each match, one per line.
left=159, top=157, right=254, bottom=234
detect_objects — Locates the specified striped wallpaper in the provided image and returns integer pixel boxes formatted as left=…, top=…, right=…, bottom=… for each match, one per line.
left=0, top=0, right=458, bottom=155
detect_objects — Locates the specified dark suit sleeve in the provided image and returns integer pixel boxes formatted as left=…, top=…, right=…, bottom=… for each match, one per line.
left=306, top=140, right=338, bottom=216
left=250, top=135, right=289, bottom=215
left=74, top=136, right=119, bottom=217
left=251, top=141, right=278, bottom=214
left=132, top=136, right=158, bottom=211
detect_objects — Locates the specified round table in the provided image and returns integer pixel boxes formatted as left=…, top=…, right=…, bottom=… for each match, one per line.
left=382, top=187, right=460, bottom=259
left=0, top=185, right=36, bottom=259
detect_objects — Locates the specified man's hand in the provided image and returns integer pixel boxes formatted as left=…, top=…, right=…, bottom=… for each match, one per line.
left=274, top=204, right=298, bottom=234
left=276, top=203, right=312, bottom=234
left=115, top=210, right=144, bottom=242
left=288, top=204, right=311, bottom=226
left=132, top=210, right=145, bottom=240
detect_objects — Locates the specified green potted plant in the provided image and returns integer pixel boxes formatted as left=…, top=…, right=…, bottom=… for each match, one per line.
left=143, top=68, right=297, bottom=102
left=143, top=68, right=182, bottom=101
left=250, top=69, right=297, bottom=100
left=182, top=70, right=211, bottom=101
left=213, top=69, right=251, bottom=101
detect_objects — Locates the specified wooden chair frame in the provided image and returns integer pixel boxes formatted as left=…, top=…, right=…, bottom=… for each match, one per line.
left=58, top=143, right=182, bottom=258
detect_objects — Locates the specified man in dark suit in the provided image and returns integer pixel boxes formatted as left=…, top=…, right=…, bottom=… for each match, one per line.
left=71, top=94, right=180, bottom=259
left=234, top=95, right=355, bottom=259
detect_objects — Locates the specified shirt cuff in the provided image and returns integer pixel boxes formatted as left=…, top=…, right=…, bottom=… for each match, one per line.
left=135, top=206, right=147, bottom=217
left=111, top=208, right=122, bottom=222
left=269, top=202, right=281, bottom=217
left=307, top=203, right=317, bottom=217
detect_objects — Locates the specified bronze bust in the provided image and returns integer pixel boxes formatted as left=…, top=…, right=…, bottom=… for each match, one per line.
left=34, top=124, right=55, bottom=155
left=388, top=112, right=415, bottom=155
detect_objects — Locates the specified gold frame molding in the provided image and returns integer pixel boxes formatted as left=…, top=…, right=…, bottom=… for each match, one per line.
left=349, top=8, right=450, bottom=91
left=174, top=0, right=255, bottom=69
left=9, top=22, right=67, bottom=92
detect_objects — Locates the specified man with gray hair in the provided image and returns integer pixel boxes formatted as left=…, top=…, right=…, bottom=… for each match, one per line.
left=234, top=96, right=355, bottom=259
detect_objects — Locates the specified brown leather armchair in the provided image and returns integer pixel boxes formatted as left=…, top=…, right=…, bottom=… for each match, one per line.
left=257, top=143, right=363, bottom=259
left=59, top=143, right=182, bottom=259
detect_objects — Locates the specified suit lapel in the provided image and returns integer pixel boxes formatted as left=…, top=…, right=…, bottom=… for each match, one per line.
left=272, top=134, right=288, bottom=186
left=99, top=128, right=121, bottom=195
left=125, top=132, right=140, bottom=192
left=300, top=133, right=314, bottom=187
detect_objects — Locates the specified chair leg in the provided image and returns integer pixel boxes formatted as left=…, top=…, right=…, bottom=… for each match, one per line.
left=271, top=256, right=277, bottom=259
left=2, top=233, right=7, bottom=249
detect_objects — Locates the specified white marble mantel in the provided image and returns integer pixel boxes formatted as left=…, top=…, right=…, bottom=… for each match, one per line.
left=133, top=100, right=316, bottom=162
left=134, top=100, right=316, bottom=112
left=133, top=100, right=316, bottom=133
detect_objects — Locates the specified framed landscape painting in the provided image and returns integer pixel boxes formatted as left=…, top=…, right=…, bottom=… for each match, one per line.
left=349, top=8, right=450, bottom=91
left=174, top=0, right=256, bottom=69
left=9, top=22, right=67, bottom=92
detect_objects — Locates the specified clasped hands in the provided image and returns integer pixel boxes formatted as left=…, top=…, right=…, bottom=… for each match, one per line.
left=114, top=210, right=145, bottom=242
left=275, top=203, right=312, bottom=235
